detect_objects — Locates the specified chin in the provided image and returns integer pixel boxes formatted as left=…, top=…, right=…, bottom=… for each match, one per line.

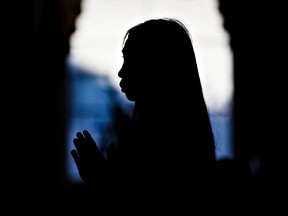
left=123, top=91, right=136, bottom=101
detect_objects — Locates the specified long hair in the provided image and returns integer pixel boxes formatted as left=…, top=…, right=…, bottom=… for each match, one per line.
left=121, top=18, right=215, bottom=176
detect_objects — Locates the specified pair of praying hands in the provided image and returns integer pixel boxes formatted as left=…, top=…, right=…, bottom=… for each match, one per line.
left=71, top=130, right=114, bottom=187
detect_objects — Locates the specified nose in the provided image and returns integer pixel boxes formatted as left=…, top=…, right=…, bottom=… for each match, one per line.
left=118, top=65, right=123, bottom=78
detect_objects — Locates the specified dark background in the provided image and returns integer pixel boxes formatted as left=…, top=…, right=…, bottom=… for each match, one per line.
left=2, top=0, right=287, bottom=210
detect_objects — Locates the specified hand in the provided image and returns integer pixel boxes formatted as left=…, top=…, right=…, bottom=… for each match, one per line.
left=71, top=130, right=107, bottom=186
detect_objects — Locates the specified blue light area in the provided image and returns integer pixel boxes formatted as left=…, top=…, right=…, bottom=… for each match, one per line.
left=65, top=60, right=134, bottom=182
left=65, top=59, right=233, bottom=182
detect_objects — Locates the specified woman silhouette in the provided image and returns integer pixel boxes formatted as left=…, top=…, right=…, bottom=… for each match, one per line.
left=71, top=18, right=216, bottom=191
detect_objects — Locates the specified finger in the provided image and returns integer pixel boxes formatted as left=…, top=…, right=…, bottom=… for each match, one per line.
left=76, top=131, right=85, bottom=141
left=71, top=149, right=80, bottom=168
left=83, top=130, right=98, bottom=149
left=73, top=138, right=84, bottom=155
left=71, top=149, right=78, bottom=158
left=74, top=130, right=106, bottom=162
left=74, top=134, right=98, bottom=158
left=83, top=130, right=93, bottom=141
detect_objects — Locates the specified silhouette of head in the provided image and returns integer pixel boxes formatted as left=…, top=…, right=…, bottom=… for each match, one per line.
left=117, top=18, right=215, bottom=172
left=118, top=18, right=200, bottom=102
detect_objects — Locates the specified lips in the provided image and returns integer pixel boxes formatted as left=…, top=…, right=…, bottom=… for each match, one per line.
left=119, top=79, right=126, bottom=90
left=119, top=79, right=123, bottom=88
left=119, top=82, right=125, bottom=92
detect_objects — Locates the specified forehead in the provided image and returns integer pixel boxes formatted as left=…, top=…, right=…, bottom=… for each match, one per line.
left=122, top=45, right=128, bottom=55
left=122, top=39, right=150, bottom=60
left=122, top=31, right=145, bottom=52
left=122, top=37, right=134, bottom=54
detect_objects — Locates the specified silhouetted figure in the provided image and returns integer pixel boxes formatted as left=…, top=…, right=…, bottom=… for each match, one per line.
left=71, top=18, right=216, bottom=199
